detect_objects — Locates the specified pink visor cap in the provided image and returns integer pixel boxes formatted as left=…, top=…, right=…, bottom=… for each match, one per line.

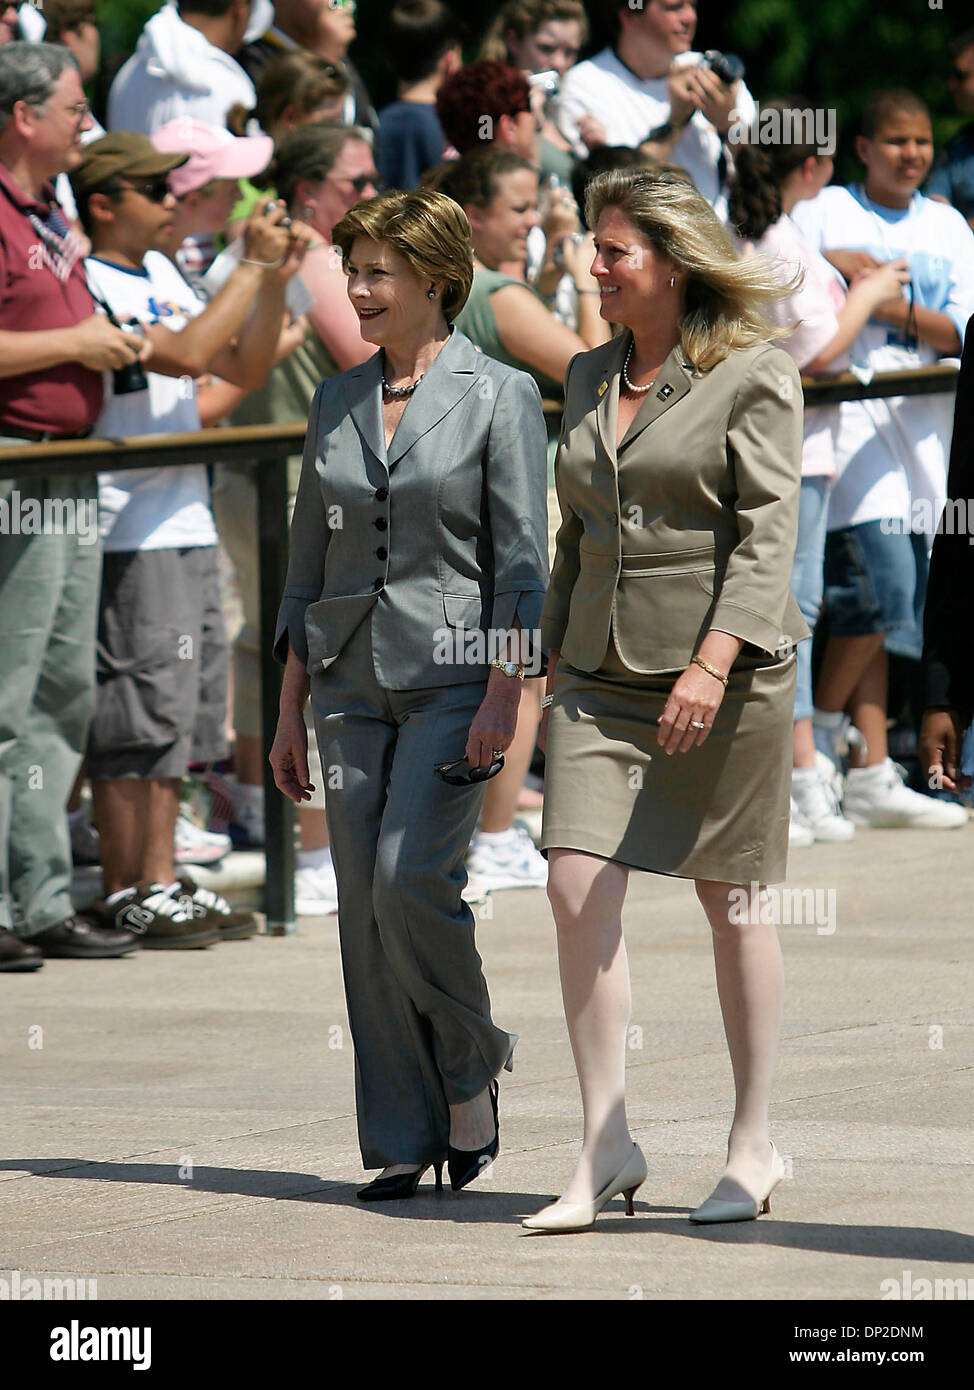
left=150, top=120, right=274, bottom=198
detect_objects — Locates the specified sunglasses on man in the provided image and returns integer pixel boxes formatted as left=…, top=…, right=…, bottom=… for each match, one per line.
left=116, top=178, right=172, bottom=204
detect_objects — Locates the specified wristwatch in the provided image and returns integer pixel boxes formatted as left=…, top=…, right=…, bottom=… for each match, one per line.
left=491, top=659, right=525, bottom=680
left=645, top=112, right=692, bottom=142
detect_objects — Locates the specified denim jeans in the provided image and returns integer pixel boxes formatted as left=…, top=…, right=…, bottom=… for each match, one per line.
left=790, top=475, right=830, bottom=723
left=0, top=467, right=100, bottom=933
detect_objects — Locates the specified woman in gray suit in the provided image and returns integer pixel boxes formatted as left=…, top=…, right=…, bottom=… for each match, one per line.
left=524, top=167, right=808, bottom=1232
left=270, top=188, right=549, bottom=1201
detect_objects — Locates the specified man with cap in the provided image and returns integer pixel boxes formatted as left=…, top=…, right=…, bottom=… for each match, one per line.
left=68, top=131, right=311, bottom=948
left=0, top=43, right=147, bottom=972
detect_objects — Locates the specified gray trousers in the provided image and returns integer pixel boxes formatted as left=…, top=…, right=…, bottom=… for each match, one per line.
left=310, top=615, right=516, bottom=1169
left=0, top=470, right=101, bottom=933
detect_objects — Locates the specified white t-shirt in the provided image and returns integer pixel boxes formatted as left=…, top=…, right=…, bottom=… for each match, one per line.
left=84, top=251, right=217, bottom=553
left=749, top=214, right=848, bottom=478
left=792, top=184, right=974, bottom=539
left=554, top=47, right=756, bottom=219
left=107, top=1, right=256, bottom=136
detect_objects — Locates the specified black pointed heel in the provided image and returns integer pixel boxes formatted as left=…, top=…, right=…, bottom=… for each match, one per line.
left=448, top=1079, right=499, bottom=1192
left=356, top=1160, right=444, bottom=1202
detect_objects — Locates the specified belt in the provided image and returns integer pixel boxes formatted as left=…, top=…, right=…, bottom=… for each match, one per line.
left=0, top=424, right=93, bottom=443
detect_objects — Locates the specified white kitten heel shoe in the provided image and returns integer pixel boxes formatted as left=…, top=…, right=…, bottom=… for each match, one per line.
left=689, top=1140, right=785, bottom=1224
left=521, top=1142, right=648, bottom=1233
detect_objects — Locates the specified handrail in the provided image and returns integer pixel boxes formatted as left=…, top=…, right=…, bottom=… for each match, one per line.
left=0, top=360, right=960, bottom=934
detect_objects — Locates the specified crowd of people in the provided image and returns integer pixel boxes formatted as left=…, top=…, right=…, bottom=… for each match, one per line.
left=1, top=0, right=972, bottom=987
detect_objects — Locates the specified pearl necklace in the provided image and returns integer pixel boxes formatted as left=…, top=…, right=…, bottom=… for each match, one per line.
left=621, top=340, right=655, bottom=394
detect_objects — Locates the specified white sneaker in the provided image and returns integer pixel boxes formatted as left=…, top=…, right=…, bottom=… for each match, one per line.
left=461, top=869, right=490, bottom=905
left=467, top=825, right=548, bottom=890
left=788, top=797, right=815, bottom=848
left=294, top=859, right=339, bottom=915
left=844, top=758, right=969, bottom=829
left=791, top=767, right=855, bottom=842
left=173, top=814, right=232, bottom=865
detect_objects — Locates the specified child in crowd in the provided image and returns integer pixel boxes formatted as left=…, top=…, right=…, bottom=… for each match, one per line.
left=729, top=99, right=911, bottom=842
left=791, top=89, right=974, bottom=828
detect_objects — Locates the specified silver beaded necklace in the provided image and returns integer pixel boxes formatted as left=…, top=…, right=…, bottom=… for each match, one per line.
left=381, top=353, right=424, bottom=397
left=621, top=339, right=656, bottom=395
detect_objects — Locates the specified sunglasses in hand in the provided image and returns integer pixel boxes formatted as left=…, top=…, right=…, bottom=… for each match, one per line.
left=433, top=755, right=505, bottom=786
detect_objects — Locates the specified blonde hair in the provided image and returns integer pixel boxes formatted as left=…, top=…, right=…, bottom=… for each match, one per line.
left=479, top=0, right=589, bottom=61
left=586, top=167, right=798, bottom=372
left=332, top=188, right=474, bottom=321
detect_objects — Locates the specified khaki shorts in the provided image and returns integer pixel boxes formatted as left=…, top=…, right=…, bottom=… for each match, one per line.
left=87, top=546, right=228, bottom=780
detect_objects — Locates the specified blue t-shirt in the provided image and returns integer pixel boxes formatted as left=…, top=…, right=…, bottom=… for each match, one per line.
left=926, top=123, right=974, bottom=222
left=377, top=101, right=446, bottom=191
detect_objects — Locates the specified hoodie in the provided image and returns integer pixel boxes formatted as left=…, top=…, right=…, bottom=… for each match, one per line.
left=107, top=1, right=256, bottom=136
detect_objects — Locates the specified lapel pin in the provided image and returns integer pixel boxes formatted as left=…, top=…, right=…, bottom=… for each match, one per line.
left=657, top=383, right=674, bottom=399
left=597, top=380, right=608, bottom=397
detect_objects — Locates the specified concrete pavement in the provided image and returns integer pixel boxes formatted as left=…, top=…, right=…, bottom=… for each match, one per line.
left=3, top=822, right=973, bottom=1300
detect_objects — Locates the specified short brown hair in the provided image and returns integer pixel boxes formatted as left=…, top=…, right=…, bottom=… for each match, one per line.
left=41, top=0, right=97, bottom=40
left=332, top=188, right=474, bottom=321
left=859, top=88, right=930, bottom=139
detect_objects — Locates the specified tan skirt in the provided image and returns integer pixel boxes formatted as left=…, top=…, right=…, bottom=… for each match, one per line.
left=540, top=638, right=797, bottom=884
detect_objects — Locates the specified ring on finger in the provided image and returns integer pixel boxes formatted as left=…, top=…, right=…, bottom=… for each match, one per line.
left=690, top=720, right=706, bottom=730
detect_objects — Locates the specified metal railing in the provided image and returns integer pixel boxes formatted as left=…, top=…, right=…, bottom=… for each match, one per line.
left=0, top=361, right=960, bottom=932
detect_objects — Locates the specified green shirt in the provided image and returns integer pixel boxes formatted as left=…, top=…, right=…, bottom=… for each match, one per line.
left=454, top=266, right=564, bottom=404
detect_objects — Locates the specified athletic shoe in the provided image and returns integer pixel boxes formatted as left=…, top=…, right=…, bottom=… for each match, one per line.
left=85, top=883, right=220, bottom=949
left=294, top=859, right=339, bottom=916
left=843, top=758, right=969, bottom=829
left=461, top=869, right=490, bottom=905
left=791, top=766, right=855, bottom=842
left=466, top=825, right=548, bottom=891
left=788, top=798, right=815, bottom=848
left=163, top=874, right=258, bottom=940
left=173, top=813, right=232, bottom=866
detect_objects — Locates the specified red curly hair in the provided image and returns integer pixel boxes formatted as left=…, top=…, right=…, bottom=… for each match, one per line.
left=435, top=60, right=532, bottom=154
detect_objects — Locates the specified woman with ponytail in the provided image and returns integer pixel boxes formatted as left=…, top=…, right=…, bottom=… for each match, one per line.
left=729, top=103, right=909, bottom=847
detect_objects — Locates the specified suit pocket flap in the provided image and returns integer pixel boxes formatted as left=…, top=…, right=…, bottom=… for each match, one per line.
left=442, top=593, right=485, bottom=629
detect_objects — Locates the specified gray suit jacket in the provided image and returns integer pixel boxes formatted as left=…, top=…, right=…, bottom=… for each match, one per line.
left=275, top=326, right=549, bottom=688
left=541, top=333, right=810, bottom=672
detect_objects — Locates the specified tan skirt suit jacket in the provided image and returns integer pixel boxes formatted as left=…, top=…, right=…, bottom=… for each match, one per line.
left=539, top=330, right=810, bottom=883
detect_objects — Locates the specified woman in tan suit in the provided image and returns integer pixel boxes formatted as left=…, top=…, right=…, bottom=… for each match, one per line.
left=524, top=167, right=809, bottom=1233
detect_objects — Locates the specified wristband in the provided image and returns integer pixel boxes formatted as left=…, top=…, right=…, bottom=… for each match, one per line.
left=691, top=654, right=729, bottom=687
left=239, top=255, right=285, bottom=270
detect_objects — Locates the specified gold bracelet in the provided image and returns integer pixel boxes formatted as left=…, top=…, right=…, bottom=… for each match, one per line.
left=691, top=655, right=728, bottom=687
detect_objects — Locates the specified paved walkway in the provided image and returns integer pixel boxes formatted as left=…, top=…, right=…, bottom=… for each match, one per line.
left=3, top=824, right=973, bottom=1300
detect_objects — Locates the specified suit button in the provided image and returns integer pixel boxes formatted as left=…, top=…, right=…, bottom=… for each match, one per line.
left=374, top=516, right=388, bottom=531
left=608, top=512, right=618, bottom=524
left=375, top=486, right=389, bottom=501
left=373, top=579, right=383, bottom=591
left=375, top=546, right=387, bottom=560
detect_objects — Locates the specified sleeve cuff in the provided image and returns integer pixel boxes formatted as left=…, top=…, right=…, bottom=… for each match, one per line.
left=710, top=601, right=796, bottom=658
left=273, top=591, right=316, bottom=667
left=491, top=588, right=547, bottom=673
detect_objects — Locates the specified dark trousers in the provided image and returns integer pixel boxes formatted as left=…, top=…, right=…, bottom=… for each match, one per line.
left=310, top=616, right=516, bottom=1169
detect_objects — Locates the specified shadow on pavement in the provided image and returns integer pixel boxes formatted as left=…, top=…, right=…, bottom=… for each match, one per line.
left=2, top=1160, right=973, bottom=1260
